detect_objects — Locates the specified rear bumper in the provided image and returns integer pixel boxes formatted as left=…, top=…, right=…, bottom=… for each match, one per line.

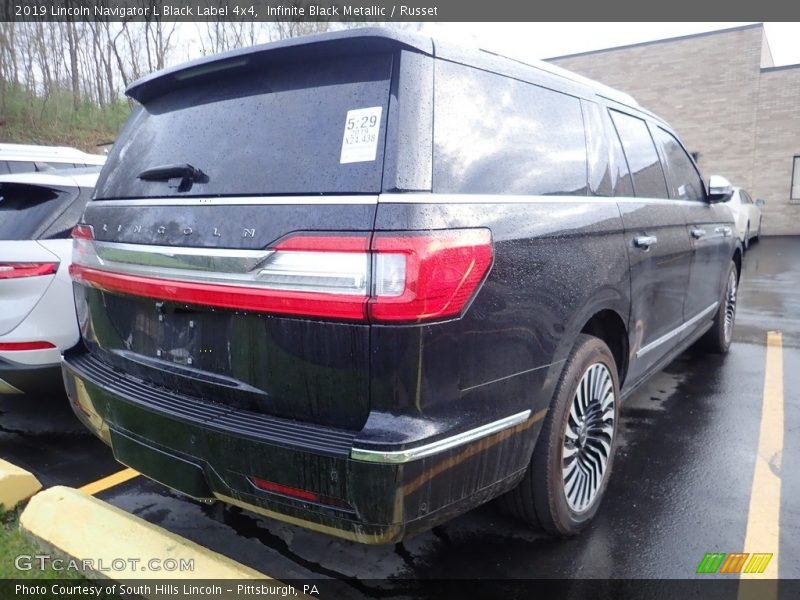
left=62, top=350, right=542, bottom=544
left=0, top=358, right=63, bottom=394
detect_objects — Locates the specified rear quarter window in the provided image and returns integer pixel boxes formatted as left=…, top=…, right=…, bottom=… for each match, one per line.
left=652, top=127, right=705, bottom=202
left=609, top=110, right=669, bottom=200
left=433, top=60, right=588, bottom=196
left=0, top=184, right=76, bottom=240
left=95, top=54, right=393, bottom=199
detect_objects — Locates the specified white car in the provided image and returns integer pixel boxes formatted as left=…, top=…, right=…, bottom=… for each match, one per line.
left=0, top=168, right=99, bottom=394
left=0, top=143, right=106, bottom=175
left=725, top=187, right=765, bottom=250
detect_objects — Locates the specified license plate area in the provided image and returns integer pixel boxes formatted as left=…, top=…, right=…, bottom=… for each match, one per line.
left=101, top=294, right=227, bottom=373
left=152, top=304, right=202, bottom=367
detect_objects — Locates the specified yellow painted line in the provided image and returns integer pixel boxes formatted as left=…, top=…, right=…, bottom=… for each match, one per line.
left=0, top=458, right=42, bottom=510
left=79, top=467, right=140, bottom=496
left=738, top=331, right=783, bottom=598
left=20, top=486, right=266, bottom=584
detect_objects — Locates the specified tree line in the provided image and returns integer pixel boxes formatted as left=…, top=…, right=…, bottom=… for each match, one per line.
left=0, top=19, right=419, bottom=148
left=0, top=20, right=345, bottom=113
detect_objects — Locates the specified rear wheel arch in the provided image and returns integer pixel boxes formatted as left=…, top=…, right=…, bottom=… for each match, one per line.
left=732, top=247, right=742, bottom=282
left=579, top=309, right=629, bottom=387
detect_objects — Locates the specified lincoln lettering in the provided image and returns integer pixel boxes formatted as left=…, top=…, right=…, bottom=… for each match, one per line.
left=99, top=224, right=255, bottom=238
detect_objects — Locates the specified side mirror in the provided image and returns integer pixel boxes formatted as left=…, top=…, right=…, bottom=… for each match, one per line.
left=755, top=198, right=766, bottom=207
left=707, top=175, right=734, bottom=203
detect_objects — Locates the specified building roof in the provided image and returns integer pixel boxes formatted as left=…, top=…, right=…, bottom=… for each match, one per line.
left=546, top=23, right=764, bottom=61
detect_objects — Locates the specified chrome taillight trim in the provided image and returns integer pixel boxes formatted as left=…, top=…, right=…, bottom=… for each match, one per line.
left=93, top=241, right=273, bottom=273
left=76, top=240, right=370, bottom=296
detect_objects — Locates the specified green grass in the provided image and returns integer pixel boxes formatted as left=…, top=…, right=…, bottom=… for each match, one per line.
left=0, top=84, right=131, bottom=152
left=0, top=507, right=81, bottom=579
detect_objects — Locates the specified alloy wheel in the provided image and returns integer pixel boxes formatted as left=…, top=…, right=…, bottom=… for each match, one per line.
left=562, top=363, right=616, bottom=514
left=723, top=269, right=737, bottom=344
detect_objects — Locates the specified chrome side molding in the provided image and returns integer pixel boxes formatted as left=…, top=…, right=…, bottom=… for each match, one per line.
left=636, top=302, right=719, bottom=358
left=350, top=410, right=532, bottom=464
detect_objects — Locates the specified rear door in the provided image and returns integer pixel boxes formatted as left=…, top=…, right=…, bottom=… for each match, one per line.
left=76, top=52, right=396, bottom=431
left=652, top=126, right=731, bottom=327
left=608, top=109, right=693, bottom=383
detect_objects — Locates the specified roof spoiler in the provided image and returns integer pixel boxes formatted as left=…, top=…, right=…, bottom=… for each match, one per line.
left=126, top=27, right=433, bottom=104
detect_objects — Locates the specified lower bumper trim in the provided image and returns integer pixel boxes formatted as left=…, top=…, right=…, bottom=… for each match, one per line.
left=351, top=409, right=539, bottom=464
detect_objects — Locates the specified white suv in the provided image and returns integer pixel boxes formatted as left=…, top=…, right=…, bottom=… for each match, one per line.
left=0, top=168, right=99, bottom=394
left=0, top=143, right=106, bottom=176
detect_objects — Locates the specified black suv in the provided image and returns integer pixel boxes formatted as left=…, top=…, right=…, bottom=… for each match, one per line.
left=63, top=29, right=740, bottom=543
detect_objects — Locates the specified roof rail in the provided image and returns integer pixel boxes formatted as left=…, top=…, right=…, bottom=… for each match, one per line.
left=478, top=48, right=640, bottom=108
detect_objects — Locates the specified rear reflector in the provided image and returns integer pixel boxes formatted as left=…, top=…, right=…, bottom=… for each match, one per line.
left=0, top=341, right=56, bottom=351
left=249, top=476, right=352, bottom=510
left=249, top=477, right=320, bottom=502
left=70, top=228, right=493, bottom=323
left=0, top=262, right=58, bottom=279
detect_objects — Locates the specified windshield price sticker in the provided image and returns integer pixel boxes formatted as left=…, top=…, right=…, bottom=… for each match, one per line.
left=340, top=107, right=383, bottom=164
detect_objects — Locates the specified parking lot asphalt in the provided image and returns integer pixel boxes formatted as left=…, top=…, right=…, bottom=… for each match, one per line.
left=1, top=236, right=797, bottom=590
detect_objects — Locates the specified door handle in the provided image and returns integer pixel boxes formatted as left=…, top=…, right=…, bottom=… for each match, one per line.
left=634, top=235, right=658, bottom=249
left=690, top=228, right=706, bottom=239
left=715, top=226, right=732, bottom=237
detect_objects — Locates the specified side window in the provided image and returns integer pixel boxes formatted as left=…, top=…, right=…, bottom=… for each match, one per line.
left=609, top=110, right=669, bottom=199
left=0, top=161, right=9, bottom=175
left=792, top=156, right=800, bottom=200
left=740, top=190, right=752, bottom=204
left=605, top=112, right=634, bottom=197
left=6, top=161, right=36, bottom=174
left=434, top=60, right=588, bottom=195
left=653, top=127, right=706, bottom=202
left=580, top=100, right=612, bottom=196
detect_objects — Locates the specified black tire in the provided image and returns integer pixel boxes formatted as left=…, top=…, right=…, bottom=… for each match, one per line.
left=499, top=334, right=620, bottom=536
left=700, top=261, right=738, bottom=354
left=743, top=223, right=750, bottom=251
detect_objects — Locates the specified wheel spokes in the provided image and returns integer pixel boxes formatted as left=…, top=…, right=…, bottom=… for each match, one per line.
left=562, top=362, right=616, bottom=514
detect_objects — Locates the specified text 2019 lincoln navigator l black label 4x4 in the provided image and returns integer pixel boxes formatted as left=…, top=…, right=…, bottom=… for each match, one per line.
left=62, top=28, right=741, bottom=543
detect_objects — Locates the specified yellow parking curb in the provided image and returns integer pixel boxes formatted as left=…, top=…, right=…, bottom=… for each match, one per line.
left=20, top=486, right=266, bottom=580
left=0, top=458, right=42, bottom=511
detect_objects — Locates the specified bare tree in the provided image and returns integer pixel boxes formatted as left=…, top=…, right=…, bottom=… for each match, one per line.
left=65, top=18, right=81, bottom=110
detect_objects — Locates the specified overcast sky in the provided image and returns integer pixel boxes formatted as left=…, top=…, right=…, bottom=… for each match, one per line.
left=417, top=22, right=800, bottom=66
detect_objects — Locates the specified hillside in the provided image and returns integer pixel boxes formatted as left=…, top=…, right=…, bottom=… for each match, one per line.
left=0, top=84, right=131, bottom=153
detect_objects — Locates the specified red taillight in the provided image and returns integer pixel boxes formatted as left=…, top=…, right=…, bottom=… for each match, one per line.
left=69, top=264, right=369, bottom=321
left=71, top=224, right=95, bottom=240
left=369, top=230, right=494, bottom=322
left=0, top=341, right=56, bottom=351
left=70, top=228, right=493, bottom=323
left=0, top=263, right=58, bottom=279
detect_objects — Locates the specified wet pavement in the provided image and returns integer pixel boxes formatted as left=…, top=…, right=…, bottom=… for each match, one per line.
left=1, top=236, right=798, bottom=590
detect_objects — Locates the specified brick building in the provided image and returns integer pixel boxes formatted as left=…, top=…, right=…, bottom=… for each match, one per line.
left=549, top=24, right=800, bottom=235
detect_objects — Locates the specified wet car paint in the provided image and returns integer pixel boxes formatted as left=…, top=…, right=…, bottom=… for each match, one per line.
left=2, top=236, right=796, bottom=586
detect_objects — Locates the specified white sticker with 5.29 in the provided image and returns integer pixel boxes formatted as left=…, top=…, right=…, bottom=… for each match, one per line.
left=340, top=106, right=383, bottom=164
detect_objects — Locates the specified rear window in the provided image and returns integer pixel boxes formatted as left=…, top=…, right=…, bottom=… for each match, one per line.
left=433, top=60, right=588, bottom=196
left=95, top=54, right=393, bottom=200
left=0, top=184, right=76, bottom=240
